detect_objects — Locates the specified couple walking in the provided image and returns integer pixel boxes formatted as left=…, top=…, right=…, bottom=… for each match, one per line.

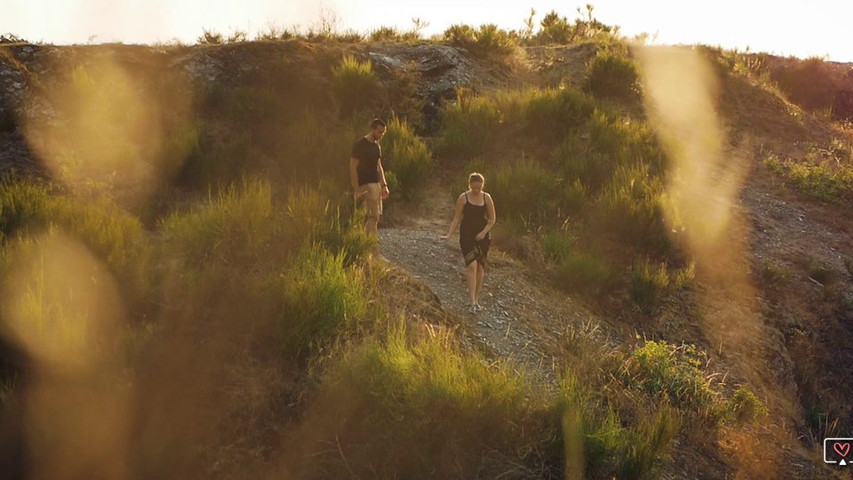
left=349, top=119, right=496, bottom=314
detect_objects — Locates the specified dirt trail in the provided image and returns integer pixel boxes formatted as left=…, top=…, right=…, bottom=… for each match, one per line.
left=378, top=184, right=602, bottom=386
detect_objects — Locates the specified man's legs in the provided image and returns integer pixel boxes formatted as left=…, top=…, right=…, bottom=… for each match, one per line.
left=365, top=215, right=379, bottom=237
left=361, top=183, right=382, bottom=250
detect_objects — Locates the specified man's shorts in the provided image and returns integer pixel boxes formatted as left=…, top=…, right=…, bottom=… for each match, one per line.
left=357, top=182, right=383, bottom=217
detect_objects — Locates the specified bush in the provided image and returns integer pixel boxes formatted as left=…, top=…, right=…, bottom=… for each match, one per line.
left=585, top=50, right=639, bottom=101
left=288, top=187, right=375, bottom=265
left=629, top=258, right=693, bottom=314
left=332, top=55, right=378, bottom=116
left=772, top=57, right=836, bottom=113
left=558, top=373, right=680, bottom=479
left=473, top=24, right=518, bottom=55
left=193, top=28, right=249, bottom=44
left=726, top=385, right=769, bottom=424
left=596, top=163, right=670, bottom=254
left=0, top=179, right=53, bottom=241
left=180, top=128, right=254, bottom=187
left=369, top=26, right=419, bottom=43
left=0, top=33, right=27, bottom=44
left=555, top=111, right=664, bottom=194
left=630, top=258, right=670, bottom=313
left=525, top=88, right=596, bottom=144
left=533, top=5, right=619, bottom=46
left=491, top=159, right=559, bottom=224
left=254, top=25, right=297, bottom=41
left=631, top=259, right=694, bottom=312
left=383, top=170, right=401, bottom=201
left=158, top=121, right=204, bottom=182
left=438, top=87, right=595, bottom=159
left=442, top=24, right=517, bottom=55
left=555, top=251, right=613, bottom=294
left=272, top=245, right=368, bottom=356
left=383, top=67, right=425, bottom=131
left=296, top=322, right=552, bottom=478
left=765, top=152, right=853, bottom=206
left=442, top=24, right=476, bottom=46
left=541, top=230, right=575, bottom=262
left=382, top=116, right=433, bottom=201
left=160, top=179, right=373, bottom=273
left=536, top=11, right=575, bottom=45
left=619, top=406, right=681, bottom=479
left=0, top=178, right=146, bottom=290
left=559, top=179, right=589, bottom=215
left=197, top=29, right=224, bottom=44
left=159, top=178, right=277, bottom=270
left=0, top=230, right=130, bottom=374
left=623, top=341, right=720, bottom=420
left=436, top=87, right=506, bottom=158
left=224, top=85, right=284, bottom=123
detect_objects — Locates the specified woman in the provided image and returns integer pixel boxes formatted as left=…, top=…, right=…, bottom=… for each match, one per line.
left=441, top=172, right=496, bottom=313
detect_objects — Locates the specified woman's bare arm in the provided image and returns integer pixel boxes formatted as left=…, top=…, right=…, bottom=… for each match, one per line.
left=477, top=193, right=496, bottom=240
left=442, top=194, right=466, bottom=239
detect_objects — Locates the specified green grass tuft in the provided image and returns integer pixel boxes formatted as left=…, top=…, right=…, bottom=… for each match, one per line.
left=725, top=385, right=769, bottom=425
left=383, top=116, right=433, bottom=201
left=585, top=49, right=640, bottom=101
left=332, top=55, right=378, bottom=116
left=765, top=142, right=853, bottom=206
left=300, top=321, right=552, bottom=478
left=555, top=251, right=613, bottom=294
left=272, top=245, right=369, bottom=356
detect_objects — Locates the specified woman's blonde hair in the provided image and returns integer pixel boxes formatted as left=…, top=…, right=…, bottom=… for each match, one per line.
left=468, top=172, right=484, bottom=184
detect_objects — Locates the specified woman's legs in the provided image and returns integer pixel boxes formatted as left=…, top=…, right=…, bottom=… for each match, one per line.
left=466, top=260, right=478, bottom=307
left=474, top=261, right=485, bottom=306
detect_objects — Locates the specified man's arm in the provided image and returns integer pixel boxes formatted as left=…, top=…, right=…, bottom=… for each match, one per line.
left=377, top=158, right=389, bottom=199
left=350, top=157, right=360, bottom=191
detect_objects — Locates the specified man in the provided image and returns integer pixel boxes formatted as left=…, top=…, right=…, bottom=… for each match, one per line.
left=350, top=118, right=390, bottom=238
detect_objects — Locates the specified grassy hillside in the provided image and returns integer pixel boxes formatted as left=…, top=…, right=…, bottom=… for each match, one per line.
left=1, top=8, right=853, bottom=479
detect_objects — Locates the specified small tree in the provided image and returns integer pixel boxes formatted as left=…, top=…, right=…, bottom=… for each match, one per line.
left=537, top=11, right=574, bottom=44
left=197, top=29, right=223, bottom=45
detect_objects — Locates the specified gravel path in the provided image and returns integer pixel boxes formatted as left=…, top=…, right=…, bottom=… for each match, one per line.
left=379, top=216, right=599, bottom=387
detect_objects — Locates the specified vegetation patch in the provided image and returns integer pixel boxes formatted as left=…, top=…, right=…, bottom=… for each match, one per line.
left=298, top=323, right=555, bottom=478
left=765, top=139, right=853, bottom=206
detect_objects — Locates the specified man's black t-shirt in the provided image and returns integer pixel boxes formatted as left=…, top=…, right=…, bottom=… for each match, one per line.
left=351, top=137, right=381, bottom=185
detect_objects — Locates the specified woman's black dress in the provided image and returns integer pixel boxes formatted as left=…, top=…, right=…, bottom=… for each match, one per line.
left=459, top=192, right=490, bottom=266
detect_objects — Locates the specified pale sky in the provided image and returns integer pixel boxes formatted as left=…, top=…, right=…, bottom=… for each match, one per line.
left=4, top=0, right=852, bottom=62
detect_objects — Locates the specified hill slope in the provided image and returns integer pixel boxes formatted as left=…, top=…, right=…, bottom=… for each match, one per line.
left=1, top=38, right=852, bottom=479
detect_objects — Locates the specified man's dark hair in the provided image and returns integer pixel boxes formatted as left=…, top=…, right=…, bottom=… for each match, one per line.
left=370, top=118, right=386, bottom=129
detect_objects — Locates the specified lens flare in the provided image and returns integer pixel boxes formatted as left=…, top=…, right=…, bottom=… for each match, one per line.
left=635, top=46, right=745, bottom=254
left=22, top=53, right=193, bottom=207
left=636, top=46, right=795, bottom=475
left=0, top=233, right=130, bottom=479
